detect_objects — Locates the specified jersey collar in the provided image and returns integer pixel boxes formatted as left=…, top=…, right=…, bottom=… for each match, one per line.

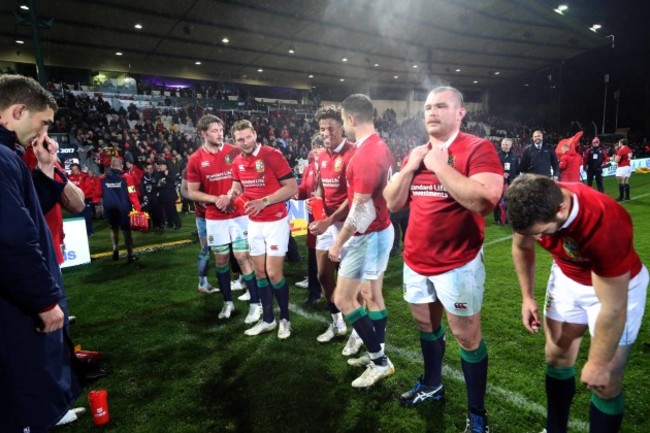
left=428, top=130, right=459, bottom=150
left=560, top=194, right=579, bottom=230
left=332, top=139, right=346, bottom=153
left=355, top=133, right=375, bottom=148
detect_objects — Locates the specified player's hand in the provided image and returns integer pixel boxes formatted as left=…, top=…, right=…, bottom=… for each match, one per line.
left=32, top=135, right=59, bottom=174
left=402, top=145, right=429, bottom=173
left=309, top=219, right=330, bottom=236
left=521, top=297, right=542, bottom=333
left=37, top=305, right=65, bottom=333
left=304, top=198, right=313, bottom=214
left=244, top=199, right=266, bottom=217
left=423, top=144, right=448, bottom=173
left=214, top=194, right=231, bottom=211
left=581, top=360, right=612, bottom=397
left=328, top=244, right=342, bottom=263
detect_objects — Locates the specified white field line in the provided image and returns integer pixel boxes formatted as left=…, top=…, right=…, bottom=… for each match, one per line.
left=289, top=305, right=590, bottom=432
left=484, top=235, right=513, bottom=246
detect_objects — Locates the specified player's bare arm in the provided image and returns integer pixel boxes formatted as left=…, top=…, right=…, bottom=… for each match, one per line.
left=245, top=177, right=298, bottom=217
left=512, top=232, right=542, bottom=333
left=581, top=272, right=629, bottom=393
left=309, top=198, right=349, bottom=236
left=425, top=148, right=503, bottom=215
left=187, top=181, right=229, bottom=210
left=384, top=145, right=428, bottom=212
left=328, top=192, right=373, bottom=262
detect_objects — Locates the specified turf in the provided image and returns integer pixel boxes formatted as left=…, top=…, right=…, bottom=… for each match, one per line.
left=58, top=175, right=650, bottom=433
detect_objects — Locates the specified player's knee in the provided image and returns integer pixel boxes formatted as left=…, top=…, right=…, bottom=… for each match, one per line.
left=266, top=270, right=283, bottom=284
left=332, top=290, right=347, bottom=310
left=450, top=327, right=481, bottom=351
left=214, top=256, right=229, bottom=268
left=544, top=350, right=574, bottom=368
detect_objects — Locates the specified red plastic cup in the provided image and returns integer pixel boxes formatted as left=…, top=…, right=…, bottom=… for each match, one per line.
left=233, top=194, right=249, bottom=211
left=88, top=389, right=110, bottom=426
left=310, top=197, right=327, bottom=221
left=76, top=349, right=103, bottom=361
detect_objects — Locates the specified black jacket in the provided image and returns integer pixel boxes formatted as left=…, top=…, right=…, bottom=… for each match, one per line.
left=0, top=126, right=79, bottom=432
left=519, top=143, right=559, bottom=177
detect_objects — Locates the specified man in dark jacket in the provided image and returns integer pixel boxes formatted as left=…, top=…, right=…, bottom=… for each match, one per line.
left=494, top=137, right=519, bottom=224
left=157, top=158, right=181, bottom=229
left=519, top=130, right=559, bottom=180
left=0, top=74, right=80, bottom=432
left=141, top=161, right=164, bottom=230
left=101, top=157, right=142, bottom=262
left=583, top=136, right=609, bottom=192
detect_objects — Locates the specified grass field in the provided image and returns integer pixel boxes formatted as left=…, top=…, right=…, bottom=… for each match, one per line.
left=58, top=175, right=650, bottom=433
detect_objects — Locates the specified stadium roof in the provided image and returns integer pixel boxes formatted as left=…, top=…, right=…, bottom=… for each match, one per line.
left=1, top=0, right=608, bottom=92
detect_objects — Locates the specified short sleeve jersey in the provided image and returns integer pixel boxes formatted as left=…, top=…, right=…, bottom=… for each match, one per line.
left=186, top=144, right=241, bottom=220
left=345, top=133, right=393, bottom=235
left=538, top=182, right=642, bottom=285
left=616, top=145, right=633, bottom=167
left=181, top=168, right=205, bottom=219
left=318, top=140, right=355, bottom=217
left=403, top=132, right=503, bottom=275
left=231, top=145, right=294, bottom=222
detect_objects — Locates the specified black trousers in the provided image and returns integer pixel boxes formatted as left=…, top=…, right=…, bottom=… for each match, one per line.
left=586, top=169, right=604, bottom=192
left=161, top=200, right=181, bottom=228
left=390, top=208, right=409, bottom=251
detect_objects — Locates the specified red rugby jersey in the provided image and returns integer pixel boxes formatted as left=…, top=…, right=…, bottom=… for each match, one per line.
left=538, top=182, right=642, bottom=285
left=232, top=145, right=294, bottom=222
left=186, top=144, right=242, bottom=221
left=402, top=132, right=503, bottom=275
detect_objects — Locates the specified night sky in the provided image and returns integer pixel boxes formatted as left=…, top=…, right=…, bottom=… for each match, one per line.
left=517, top=0, right=650, bottom=138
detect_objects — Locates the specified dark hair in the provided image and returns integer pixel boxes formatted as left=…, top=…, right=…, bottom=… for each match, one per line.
left=315, top=105, right=342, bottom=124
left=70, top=163, right=81, bottom=170
left=505, top=174, right=563, bottom=232
left=0, top=74, right=58, bottom=112
left=196, top=114, right=224, bottom=133
left=341, top=94, right=373, bottom=123
left=230, top=119, right=255, bottom=137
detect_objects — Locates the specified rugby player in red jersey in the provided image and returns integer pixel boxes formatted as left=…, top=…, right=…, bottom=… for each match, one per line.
left=614, top=138, right=633, bottom=201
left=507, top=174, right=647, bottom=433
left=327, top=94, right=396, bottom=388
left=186, top=115, right=261, bottom=324
left=228, top=120, right=298, bottom=339
left=384, top=86, right=503, bottom=432
left=308, top=105, right=357, bottom=347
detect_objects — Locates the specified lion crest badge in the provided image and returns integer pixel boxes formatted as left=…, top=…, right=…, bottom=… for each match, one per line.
left=334, top=156, right=343, bottom=172
left=255, top=160, right=265, bottom=173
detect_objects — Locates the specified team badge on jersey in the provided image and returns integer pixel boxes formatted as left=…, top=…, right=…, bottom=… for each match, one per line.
left=225, top=155, right=232, bottom=165
left=256, top=160, right=265, bottom=173
left=334, top=156, right=343, bottom=172
left=447, top=153, right=456, bottom=167
left=562, top=237, right=581, bottom=259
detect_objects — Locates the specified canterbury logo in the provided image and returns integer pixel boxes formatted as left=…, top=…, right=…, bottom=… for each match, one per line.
left=454, top=303, right=468, bottom=310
